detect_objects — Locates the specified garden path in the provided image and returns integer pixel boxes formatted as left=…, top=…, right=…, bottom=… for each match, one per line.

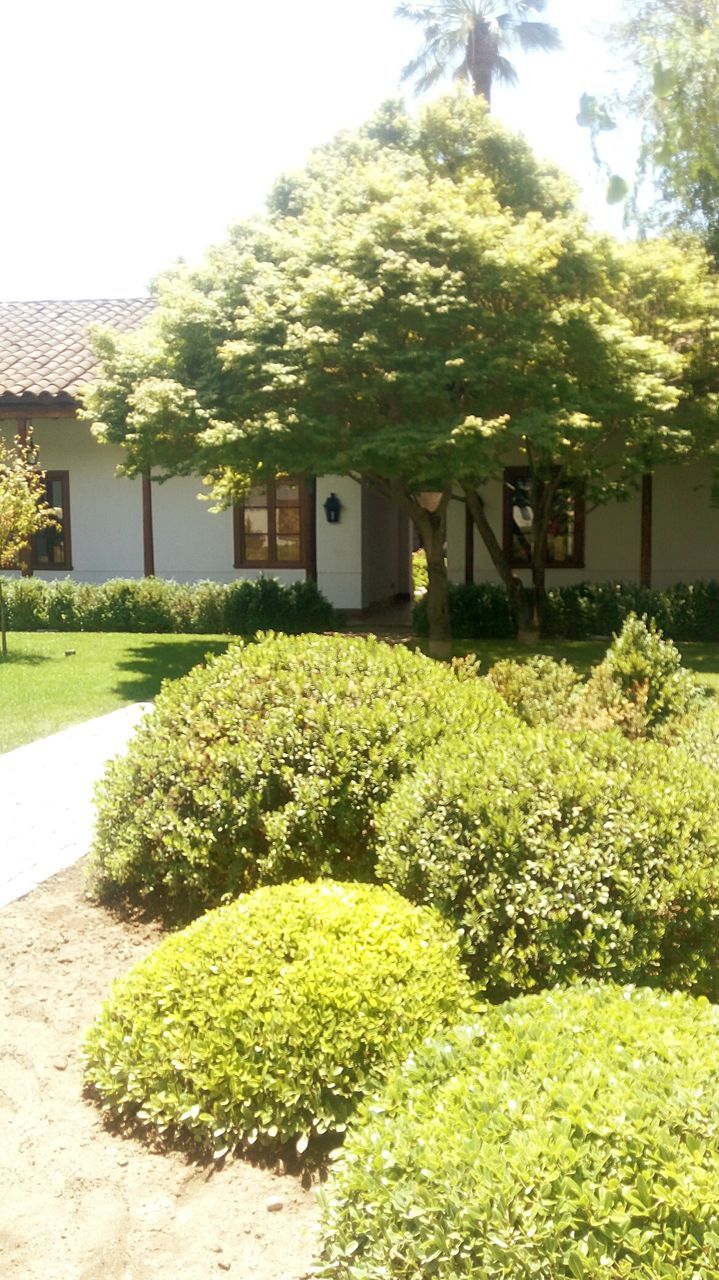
left=0, top=703, right=152, bottom=909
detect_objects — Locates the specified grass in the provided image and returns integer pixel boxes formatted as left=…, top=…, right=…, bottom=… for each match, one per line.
left=0, top=632, right=230, bottom=754
left=4, top=628, right=719, bottom=756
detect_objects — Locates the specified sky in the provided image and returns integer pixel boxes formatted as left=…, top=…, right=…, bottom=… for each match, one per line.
left=1, top=0, right=634, bottom=300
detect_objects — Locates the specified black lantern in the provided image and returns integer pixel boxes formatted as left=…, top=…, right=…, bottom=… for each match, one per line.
left=323, top=492, right=342, bottom=524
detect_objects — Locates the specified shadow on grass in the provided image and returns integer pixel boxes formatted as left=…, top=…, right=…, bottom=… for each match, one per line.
left=112, top=639, right=231, bottom=702
left=0, top=650, right=51, bottom=668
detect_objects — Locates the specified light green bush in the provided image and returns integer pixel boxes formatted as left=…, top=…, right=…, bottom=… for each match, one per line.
left=83, top=880, right=475, bottom=1161
left=318, top=983, right=719, bottom=1278
left=577, top=613, right=703, bottom=737
left=88, top=633, right=511, bottom=920
left=486, top=654, right=582, bottom=725
left=376, top=727, right=719, bottom=1000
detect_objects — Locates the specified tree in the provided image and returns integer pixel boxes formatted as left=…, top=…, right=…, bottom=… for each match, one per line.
left=0, top=432, right=58, bottom=660
left=396, top=0, right=561, bottom=104
left=83, top=96, right=719, bottom=647
left=581, top=0, right=719, bottom=260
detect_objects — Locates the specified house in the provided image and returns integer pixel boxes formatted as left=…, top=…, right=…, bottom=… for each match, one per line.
left=0, top=300, right=411, bottom=611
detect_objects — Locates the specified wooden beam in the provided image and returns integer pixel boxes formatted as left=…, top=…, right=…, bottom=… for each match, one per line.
left=16, top=417, right=29, bottom=445
left=640, top=473, right=653, bottom=588
left=0, top=405, right=77, bottom=420
left=465, top=503, right=474, bottom=584
left=142, top=472, right=155, bottom=577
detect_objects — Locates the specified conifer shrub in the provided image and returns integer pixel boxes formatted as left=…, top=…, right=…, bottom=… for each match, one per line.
left=88, top=633, right=511, bottom=920
left=376, top=728, right=719, bottom=1000
left=318, top=984, right=719, bottom=1279
left=83, top=880, right=475, bottom=1162
left=486, top=653, right=582, bottom=725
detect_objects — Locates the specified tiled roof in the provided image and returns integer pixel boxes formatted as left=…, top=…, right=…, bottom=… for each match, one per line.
left=0, top=298, right=154, bottom=407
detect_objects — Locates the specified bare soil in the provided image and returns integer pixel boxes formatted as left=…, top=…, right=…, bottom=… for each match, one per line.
left=0, top=861, right=320, bottom=1280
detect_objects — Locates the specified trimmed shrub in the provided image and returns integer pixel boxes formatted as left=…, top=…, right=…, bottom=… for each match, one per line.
left=88, top=633, right=511, bottom=919
left=376, top=727, right=719, bottom=1000
left=83, top=880, right=475, bottom=1162
left=577, top=613, right=703, bottom=737
left=0, top=573, right=340, bottom=634
left=318, top=984, right=719, bottom=1279
left=486, top=654, right=582, bottom=725
left=412, top=578, right=719, bottom=639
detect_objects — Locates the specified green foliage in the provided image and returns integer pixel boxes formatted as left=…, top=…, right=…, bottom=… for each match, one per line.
left=411, top=548, right=428, bottom=597
left=318, top=984, right=719, bottom=1279
left=417, top=578, right=719, bottom=640
left=486, top=653, right=582, bottom=725
left=579, top=613, right=702, bottom=737
left=660, top=697, right=719, bottom=773
left=88, top=633, right=510, bottom=920
left=376, top=726, right=719, bottom=1000
left=1, top=574, right=339, bottom=635
left=83, top=880, right=475, bottom=1162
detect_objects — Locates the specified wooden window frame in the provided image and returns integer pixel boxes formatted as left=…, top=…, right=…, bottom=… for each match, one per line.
left=503, top=466, right=585, bottom=570
left=31, top=470, right=72, bottom=571
left=233, top=476, right=311, bottom=570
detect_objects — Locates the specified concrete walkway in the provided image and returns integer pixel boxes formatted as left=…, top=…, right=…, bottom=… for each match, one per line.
left=0, top=703, right=152, bottom=910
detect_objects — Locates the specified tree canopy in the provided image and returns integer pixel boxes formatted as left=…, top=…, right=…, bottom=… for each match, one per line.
left=0, top=431, right=57, bottom=658
left=84, top=94, right=719, bottom=644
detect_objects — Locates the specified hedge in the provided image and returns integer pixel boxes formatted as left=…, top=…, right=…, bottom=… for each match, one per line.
left=413, top=578, right=719, bottom=640
left=318, top=984, right=719, bottom=1279
left=376, top=726, right=719, bottom=1001
left=88, top=633, right=511, bottom=920
left=0, top=574, right=340, bottom=634
left=83, top=880, right=475, bottom=1162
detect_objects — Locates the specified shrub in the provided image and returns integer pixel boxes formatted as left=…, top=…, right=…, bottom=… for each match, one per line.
left=577, top=613, right=703, bottom=737
left=318, top=984, right=719, bottom=1279
left=88, top=633, right=511, bottom=920
left=413, top=581, right=515, bottom=638
left=0, top=574, right=341, bottom=634
left=411, top=548, right=428, bottom=597
left=83, top=880, right=475, bottom=1162
left=486, top=654, right=582, bottom=725
left=376, top=727, right=719, bottom=1001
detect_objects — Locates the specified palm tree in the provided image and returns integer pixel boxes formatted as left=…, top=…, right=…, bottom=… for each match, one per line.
left=396, top=1, right=561, bottom=105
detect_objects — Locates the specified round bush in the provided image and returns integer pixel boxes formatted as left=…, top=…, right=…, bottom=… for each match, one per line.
left=318, top=984, right=719, bottom=1279
left=83, top=880, right=475, bottom=1161
left=486, top=654, right=582, bottom=726
left=376, top=728, right=719, bottom=1000
left=88, top=633, right=510, bottom=919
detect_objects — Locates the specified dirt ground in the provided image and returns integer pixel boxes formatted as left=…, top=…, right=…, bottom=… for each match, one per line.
left=0, top=861, right=320, bottom=1280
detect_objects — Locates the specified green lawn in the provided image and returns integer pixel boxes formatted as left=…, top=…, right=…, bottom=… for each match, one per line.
left=4, top=629, right=719, bottom=757
left=0, top=632, right=230, bottom=754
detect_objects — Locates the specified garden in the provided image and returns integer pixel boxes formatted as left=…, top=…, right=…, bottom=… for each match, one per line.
left=9, top=601, right=713, bottom=1277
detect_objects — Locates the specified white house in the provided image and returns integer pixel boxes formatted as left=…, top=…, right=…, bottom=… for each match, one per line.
left=0, top=300, right=411, bottom=611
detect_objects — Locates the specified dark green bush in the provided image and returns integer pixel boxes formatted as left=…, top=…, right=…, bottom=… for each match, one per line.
left=83, top=880, right=474, bottom=1162
left=88, top=633, right=511, bottom=919
left=318, top=984, right=719, bottom=1279
left=486, top=654, right=582, bottom=725
left=413, top=578, right=719, bottom=639
left=376, top=727, right=719, bottom=1000
left=1, top=574, right=340, bottom=634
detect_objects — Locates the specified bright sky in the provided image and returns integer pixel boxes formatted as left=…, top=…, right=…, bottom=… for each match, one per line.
left=1, top=0, right=633, bottom=300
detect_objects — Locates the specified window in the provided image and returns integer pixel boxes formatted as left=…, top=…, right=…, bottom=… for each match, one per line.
left=503, top=467, right=584, bottom=569
left=234, top=477, right=310, bottom=568
left=32, top=471, right=71, bottom=570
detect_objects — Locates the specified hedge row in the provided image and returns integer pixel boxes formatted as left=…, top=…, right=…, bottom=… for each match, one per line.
left=0, top=574, right=340, bottom=634
left=413, top=578, right=719, bottom=639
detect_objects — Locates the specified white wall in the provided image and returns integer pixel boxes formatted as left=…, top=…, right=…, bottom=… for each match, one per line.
left=315, top=475, right=364, bottom=609
left=361, top=485, right=412, bottom=607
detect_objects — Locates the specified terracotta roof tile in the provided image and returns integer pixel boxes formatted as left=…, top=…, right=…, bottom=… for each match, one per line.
left=0, top=299, right=154, bottom=406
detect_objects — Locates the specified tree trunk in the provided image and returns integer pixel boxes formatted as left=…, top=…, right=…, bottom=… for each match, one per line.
left=0, top=580, right=7, bottom=661
left=412, top=502, right=452, bottom=660
left=464, top=487, right=536, bottom=641
left=466, top=24, right=494, bottom=104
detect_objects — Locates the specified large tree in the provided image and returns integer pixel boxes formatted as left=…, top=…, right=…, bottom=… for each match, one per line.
left=396, top=0, right=561, bottom=104
left=84, top=96, right=719, bottom=648
left=0, top=432, right=57, bottom=659
left=582, top=0, right=719, bottom=260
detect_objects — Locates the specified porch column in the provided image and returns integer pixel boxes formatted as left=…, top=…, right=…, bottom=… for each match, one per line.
left=142, top=471, right=155, bottom=577
left=640, top=473, right=652, bottom=588
left=464, top=504, right=474, bottom=584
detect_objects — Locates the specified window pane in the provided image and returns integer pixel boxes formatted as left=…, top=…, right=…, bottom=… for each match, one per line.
left=245, top=485, right=268, bottom=507
left=276, top=535, right=302, bottom=562
left=275, top=481, right=299, bottom=504
left=245, top=533, right=269, bottom=561
left=276, top=506, right=300, bottom=536
left=548, top=492, right=576, bottom=563
left=510, top=477, right=533, bottom=564
left=244, top=508, right=268, bottom=535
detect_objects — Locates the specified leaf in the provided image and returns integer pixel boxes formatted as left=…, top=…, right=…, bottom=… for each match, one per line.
left=606, top=175, right=630, bottom=205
